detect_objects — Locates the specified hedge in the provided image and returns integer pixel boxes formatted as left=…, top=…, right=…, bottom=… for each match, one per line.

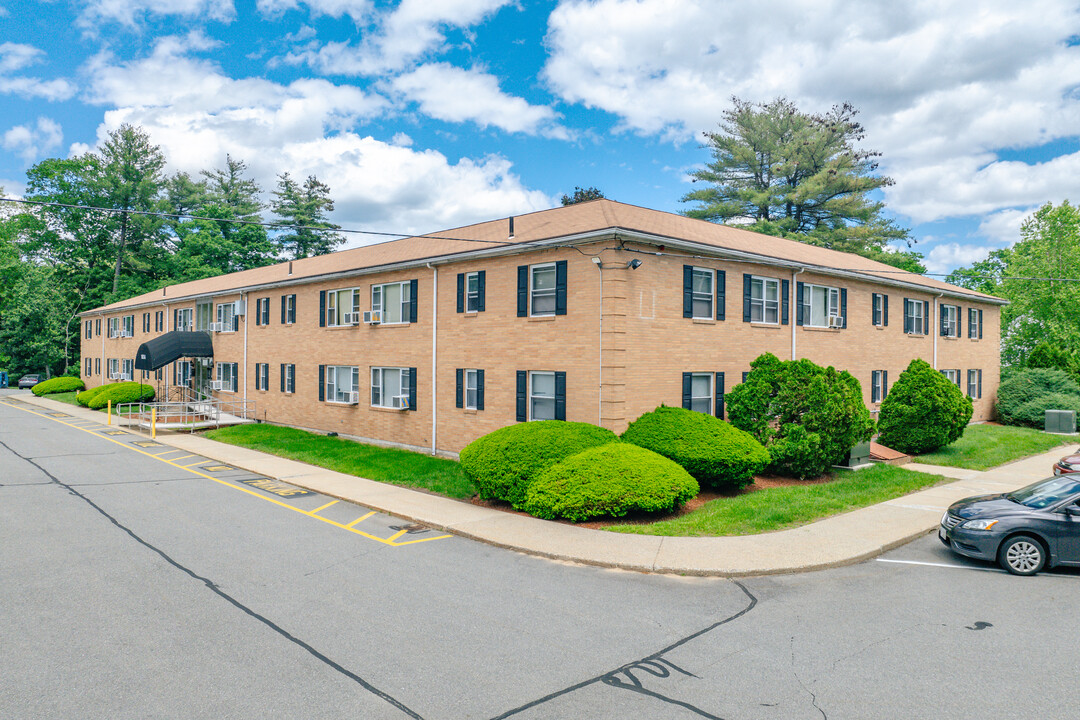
left=523, top=443, right=699, bottom=522
left=31, top=376, right=85, bottom=396
left=620, top=405, right=769, bottom=490
left=459, top=420, right=618, bottom=508
left=997, top=368, right=1080, bottom=428
left=76, top=384, right=112, bottom=407
left=86, top=382, right=156, bottom=410
left=878, top=358, right=973, bottom=454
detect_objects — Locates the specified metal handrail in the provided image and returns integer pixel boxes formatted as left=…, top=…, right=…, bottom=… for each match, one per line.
left=116, top=396, right=256, bottom=432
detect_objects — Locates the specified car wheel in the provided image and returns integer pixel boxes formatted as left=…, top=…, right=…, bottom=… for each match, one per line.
left=998, top=535, right=1046, bottom=576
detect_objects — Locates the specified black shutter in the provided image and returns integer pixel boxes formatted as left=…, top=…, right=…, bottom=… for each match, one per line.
left=408, top=367, right=417, bottom=411
left=290, top=296, right=296, bottom=324
left=682, top=372, right=692, bottom=409
left=683, top=265, right=694, bottom=318
left=977, top=370, right=982, bottom=398
left=555, top=260, right=567, bottom=316
left=476, top=369, right=485, bottom=410
left=319, top=291, right=326, bottom=327
left=517, top=266, right=528, bottom=317
left=233, top=311, right=239, bottom=332
left=554, top=371, right=566, bottom=421
left=280, top=364, right=285, bottom=392
left=742, top=274, right=752, bottom=322
left=457, top=273, right=465, bottom=313
left=883, top=294, right=889, bottom=326
left=477, top=271, right=486, bottom=312
left=318, top=365, right=325, bottom=401
left=781, top=279, right=790, bottom=325
left=516, top=371, right=527, bottom=421
left=978, top=309, right=983, bottom=339
left=715, top=372, right=725, bottom=419
left=409, top=279, right=418, bottom=323
left=255, top=300, right=261, bottom=326
left=883, top=370, right=888, bottom=400
left=263, top=299, right=269, bottom=326
left=840, top=288, right=847, bottom=328
left=872, top=294, right=881, bottom=326
left=742, top=371, right=749, bottom=383
left=455, top=368, right=463, bottom=408
left=796, top=281, right=805, bottom=326
left=958, top=307, right=964, bottom=338
left=903, top=299, right=911, bottom=333
left=716, top=270, right=726, bottom=321
left=281, top=296, right=287, bottom=324
left=924, top=301, right=930, bottom=335
left=173, top=309, right=179, bottom=329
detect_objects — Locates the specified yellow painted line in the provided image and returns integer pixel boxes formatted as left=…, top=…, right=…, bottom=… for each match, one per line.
left=386, top=528, right=410, bottom=542
left=0, top=401, right=449, bottom=548
left=179, top=460, right=209, bottom=467
left=310, top=500, right=339, bottom=514
left=346, top=511, right=376, bottom=527
left=170, top=455, right=196, bottom=461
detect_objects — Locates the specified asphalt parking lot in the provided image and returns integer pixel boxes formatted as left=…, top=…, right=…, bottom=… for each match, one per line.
left=3, top=389, right=1079, bottom=719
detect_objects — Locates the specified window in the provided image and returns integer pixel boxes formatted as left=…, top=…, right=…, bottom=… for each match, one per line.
left=122, top=315, right=134, bottom=337
left=94, top=358, right=100, bottom=376
left=904, top=299, right=928, bottom=335
left=155, top=311, right=164, bottom=332
left=690, top=268, right=714, bottom=319
left=175, top=361, right=192, bottom=387
left=967, top=369, right=983, bottom=399
left=281, top=363, right=295, bottom=394
left=195, top=302, right=212, bottom=331
left=530, top=263, right=557, bottom=316
left=968, top=308, right=982, bottom=339
left=750, top=276, right=780, bottom=324
left=940, top=369, right=961, bottom=387
left=327, top=287, right=360, bottom=326
left=122, top=359, right=133, bottom=380
left=216, top=302, right=236, bottom=332
left=871, top=370, right=889, bottom=403
left=85, top=358, right=92, bottom=376
left=175, top=308, right=193, bottom=332
left=107, top=358, right=119, bottom=379
left=216, top=362, right=238, bottom=392
left=255, top=363, right=269, bottom=391
left=371, top=367, right=410, bottom=408
left=95, top=318, right=101, bottom=336
left=155, top=368, right=162, bottom=381
left=282, top=294, right=296, bottom=324
left=802, top=283, right=840, bottom=328
left=466, top=272, right=481, bottom=312
left=371, top=282, right=412, bottom=324
left=528, top=371, right=555, bottom=420
left=142, top=312, right=150, bottom=333
left=941, top=304, right=959, bottom=337
left=456, top=368, right=484, bottom=410
left=85, top=320, right=92, bottom=339
left=107, top=318, right=118, bottom=338
left=872, top=293, right=888, bottom=327
left=255, top=298, right=270, bottom=326
left=689, top=373, right=712, bottom=413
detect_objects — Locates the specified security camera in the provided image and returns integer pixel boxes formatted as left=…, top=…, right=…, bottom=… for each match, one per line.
left=626, top=258, right=643, bottom=269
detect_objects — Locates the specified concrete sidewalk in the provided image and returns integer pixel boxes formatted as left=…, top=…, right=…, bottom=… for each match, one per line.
left=17, top=393, right=1073, bottom=576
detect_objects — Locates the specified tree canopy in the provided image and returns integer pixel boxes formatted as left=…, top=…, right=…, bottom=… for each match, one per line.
left=682, top=97, right=924, bottom=272
left=560, top=186, right=605, bottom=205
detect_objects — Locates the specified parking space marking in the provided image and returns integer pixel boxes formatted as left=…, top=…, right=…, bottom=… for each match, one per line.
left=310, top=500, right=338, bottom=514
left=1, top=401, right=452, bottom=547
left=876, top=558, right=1005, bottom=574
left=346, top=511, right=376, bottom=528
left=170, top=455, right=196, bottom=461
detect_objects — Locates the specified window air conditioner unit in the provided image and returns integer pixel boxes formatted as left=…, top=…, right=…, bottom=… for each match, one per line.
left=210, top=322, right=226, bottom=332
left=208, top=380, right=225, bottom=391
left=109, top=372, right=121, bottom=380
left=233, top=299, right=246, bottom=316
left=347, top=391, right=360, bottom=405
left=343, top=312, right=360, bottom=325
left=120, top=373, right=131, bottom=381
left=119, top=330, right=132, bottom=338
left=828, top=316, right=844, bottom=328
left=363, top=310, right=382, bottom=325
left=393, top=394, right=410, bottom=410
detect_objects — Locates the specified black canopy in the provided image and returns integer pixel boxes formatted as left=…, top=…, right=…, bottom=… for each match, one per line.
left=134, top=331, right=214, bottom=371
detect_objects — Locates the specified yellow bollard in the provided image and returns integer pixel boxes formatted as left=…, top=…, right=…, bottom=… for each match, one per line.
left=107, top=399, right=112, bottom=425
left=151, top=407, right=157, bottom=439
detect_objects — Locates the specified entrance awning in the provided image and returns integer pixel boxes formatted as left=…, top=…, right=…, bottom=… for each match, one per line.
left=133, top=331, right=214, bottom=371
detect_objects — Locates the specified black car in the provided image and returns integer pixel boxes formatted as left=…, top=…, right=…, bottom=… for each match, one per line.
left=940, top=475, right=1080, bottom=575
left=17, top=374, right=42, bottom=389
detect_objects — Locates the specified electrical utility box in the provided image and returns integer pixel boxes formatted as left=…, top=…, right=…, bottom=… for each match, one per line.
left=1045, top=409, right=1077, bottom=434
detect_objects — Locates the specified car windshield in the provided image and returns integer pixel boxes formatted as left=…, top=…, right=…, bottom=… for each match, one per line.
left=1008, top=476, right=1080, bottom=509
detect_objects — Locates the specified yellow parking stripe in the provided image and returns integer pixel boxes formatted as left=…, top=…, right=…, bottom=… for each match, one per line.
left=1, top=401, right=452, bottom=547
left=170, top=455, right=196, bottom=461
left=346, top=511, right=376, bottom=528
left=310, top=500, right=338, bottom=514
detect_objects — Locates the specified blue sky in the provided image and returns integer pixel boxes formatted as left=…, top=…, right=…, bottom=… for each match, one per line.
left=2, top=0, right=1080, bottom=275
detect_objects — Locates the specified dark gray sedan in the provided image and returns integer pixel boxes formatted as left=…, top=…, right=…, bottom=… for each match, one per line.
left=940, top=475, right=1080, bottom=575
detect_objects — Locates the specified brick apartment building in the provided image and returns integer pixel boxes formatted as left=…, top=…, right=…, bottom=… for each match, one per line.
left=79, top=200, right=1004, bottom=455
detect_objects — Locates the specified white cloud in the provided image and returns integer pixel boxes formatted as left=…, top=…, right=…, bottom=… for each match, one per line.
left=923, top=242, right=997, bottom=275
left=0, top=43, right=76, bottom=101
left=3, top=117, right=63, bottom=162
left=392, top=63, right=568, bottom=138
left=543, top=0, right=1080, bottom=220
left=81, top=35, right=555, bottom=239
left=977, top=207, right=1037, bottom=247
left=257, top=0, right=371, bottom=22
left=78, top=0, right=236, bottom=26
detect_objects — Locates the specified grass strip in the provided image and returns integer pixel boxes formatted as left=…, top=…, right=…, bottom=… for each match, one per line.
left=41, top=391, right=80, bottom=406
left=205, top=423, right=474, bottom=499
left=606, top=464, right=947, bottom=536
left=915, top=424, right=1074, bottom=471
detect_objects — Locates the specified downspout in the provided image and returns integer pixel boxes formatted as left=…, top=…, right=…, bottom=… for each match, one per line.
left=593, top=257, right=603, bottom=426
left=100, top=312, right=105, bottom=385
left=242, top=291, right=248, bottom=405
left=161, top=301, right=169, bottom=392
left=426, top=263, right=437, bottom=455
left=792, top=268, right=804, bottom=360
left=933, top=293, right=943, bottom=370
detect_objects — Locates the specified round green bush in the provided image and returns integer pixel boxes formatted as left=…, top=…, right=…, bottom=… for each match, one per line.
left=87, top=382, right=156, bottom=410
left=32, top=376, right=85, bottom=396
left=523, top=443, right=699, bottom=522
left=76, top=384, right=111, bottom=407
left=620, top=405, right=769, bottom=490
left=459, top=421, right=619, bottom=508
left=997, top=368, right=1080, bottom=427
left=878, top=358, right=973, bottom=454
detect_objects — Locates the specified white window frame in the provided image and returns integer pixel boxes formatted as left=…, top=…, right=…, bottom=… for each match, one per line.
left=968, top=307, right=980, bottom=338
left=466, top=272, right=480, bottom=313
left=175, top=360, right=192, bottom=387
left=967, top=369, right=982, bottom=399
left=689, top=372, right=713, bottom=414
left=256, top=363, right=269, bottom=391
left=176, top=308, right=193, bottom=332
left=195, top=302, right=213, bottom=332
left=285, top=294, right=296, bottom=324
left=371, top=367, right=409, bottom=408
left=326, top=288, right=360, bottom=327
left=85, top=358, right=92, bottom=376
left=941, top=369, right=960, bottom=387
left=284, top=363, right=295, bottom=394
left=465, top=368, right=479, bottom=410
left=530, top=263, right=557, bottom=317
left=122, top=315, right=134, bottom=336
left=216, top=303, right=236, bottom=333
left=122, top=359, right=133, bottom=380
left=325, top=365, right=360, bottom=404
left=906, top=300, right=926, bottom=335
left=371, top=282, right=412, bottom=325
left=107, top=317, right=118, bottom=338
left=802, top=283, right=840, bottom=328
left=691, top=267, right=714, bottom=320
left=107, top=358, right=119, bottom=378
left=872, top=294, right=884, bottom=327
left=942, top=304, right=958, bottom=337
left=529, top=370, right=556, bottom=421
left=750, top=276, right=780, bottom=324
left=871, top=370, right=883, bottom=403
left=216, top=362, right=238, bottom=393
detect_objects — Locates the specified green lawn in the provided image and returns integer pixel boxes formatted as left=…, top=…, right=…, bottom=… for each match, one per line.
left=914, top=423, right=1075, bottom=471
left=204, top=424, right=475, bottom=499
left=40, top=391, right=80, bottom=406
left=606, top=464, right=947, bottom=536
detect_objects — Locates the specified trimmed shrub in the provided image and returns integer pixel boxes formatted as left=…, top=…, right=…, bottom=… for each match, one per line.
left=878, top=358, right=973, bottom=454
left=523, top=444, right=699, bottom=522
left=86, top=382, right=155, bottom=410
left=459, top=421, right=618, bottom=508
left=76, top=384, right=111, bottom=407
left=727, top=353, right=875, bottom=479
left=997, top=368, right=1080, bottom=428
left=32, top=376, right=85, bottom=396
left=620, top=405, right=769, bottom=490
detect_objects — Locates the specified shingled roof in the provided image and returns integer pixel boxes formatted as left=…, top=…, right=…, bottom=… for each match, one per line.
left=87, top=199, right=1004, bottom=314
